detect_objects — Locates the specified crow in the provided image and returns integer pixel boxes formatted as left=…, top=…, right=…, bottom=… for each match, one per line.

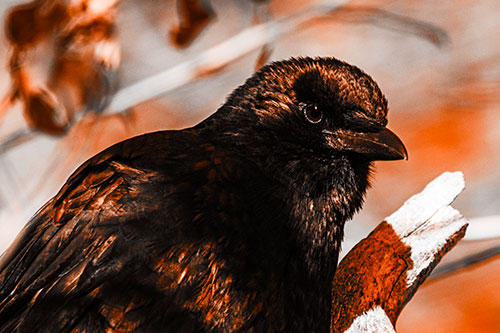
left=0, top=57, right=406, bottom=332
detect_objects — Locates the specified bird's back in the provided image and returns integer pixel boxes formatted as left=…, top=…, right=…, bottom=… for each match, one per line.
left=0, top=129, right=313, bottom=331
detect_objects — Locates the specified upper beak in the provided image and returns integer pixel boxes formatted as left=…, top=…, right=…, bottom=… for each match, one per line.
left=324, top=127, right=408, bottom=161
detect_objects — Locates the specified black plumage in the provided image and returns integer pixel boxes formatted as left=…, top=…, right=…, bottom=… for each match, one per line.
left=0, top=57, right=406, bottom=332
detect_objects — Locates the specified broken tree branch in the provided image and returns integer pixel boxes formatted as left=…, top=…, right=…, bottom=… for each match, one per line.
left=331, top=171, right=468, bottom=332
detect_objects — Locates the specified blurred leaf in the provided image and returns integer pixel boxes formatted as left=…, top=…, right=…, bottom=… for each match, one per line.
left=254, top=44, right=273, bottom=71
left=24, top=88, right=68, bottom=135
left=5, top=1, right=67, bottom=48
left=169, top=0, right=214, bottom=49
left=4, top=0, right=121, bottom=136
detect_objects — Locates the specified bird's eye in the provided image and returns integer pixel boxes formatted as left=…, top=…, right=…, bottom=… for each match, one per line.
left=302, top=104, right=323, bottom=124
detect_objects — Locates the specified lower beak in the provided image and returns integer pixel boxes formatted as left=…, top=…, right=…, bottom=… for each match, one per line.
left=324, top=127, right=408, bottom=161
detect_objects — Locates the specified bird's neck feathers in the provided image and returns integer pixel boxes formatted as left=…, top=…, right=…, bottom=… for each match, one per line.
left=199, top=106, right=371, bottom=279
left=279, top=153, right=371, bottom=278
left=257, top=147, right=372, bottom=320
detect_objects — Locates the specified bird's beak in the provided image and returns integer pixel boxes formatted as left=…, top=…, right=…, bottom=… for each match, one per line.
left=323, top=128, right=408, bottom=161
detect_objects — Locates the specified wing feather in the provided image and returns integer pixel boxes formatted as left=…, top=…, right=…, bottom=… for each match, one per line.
left=0, top=153, right=145, bottom=331
left=0, top=131, right=217, bottom=331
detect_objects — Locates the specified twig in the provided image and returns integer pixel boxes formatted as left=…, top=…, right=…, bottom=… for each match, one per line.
left=107, top=0, right=352, bottom=114
left=464, top=215, right=500, bottom=240
left=326, top=6, right=449, bottom=47
left=0, top=129, right=38, bottom=154
left=429, top=244, right=500, bottom=280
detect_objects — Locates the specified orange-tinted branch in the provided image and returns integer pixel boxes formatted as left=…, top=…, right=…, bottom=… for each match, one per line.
left=331, top=172, right=468, bottom=332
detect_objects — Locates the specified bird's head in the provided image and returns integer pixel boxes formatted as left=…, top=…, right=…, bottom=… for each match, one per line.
left=205, top=56, right=406, bottom=219
left=200, top=57, right=407, bottom=276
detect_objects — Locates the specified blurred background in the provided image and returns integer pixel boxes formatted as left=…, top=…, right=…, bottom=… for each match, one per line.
left=0, top=0, right=499, bottom=331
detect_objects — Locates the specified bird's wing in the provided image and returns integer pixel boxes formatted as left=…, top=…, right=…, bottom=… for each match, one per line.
left=0, top=132, right=204, bottom=331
